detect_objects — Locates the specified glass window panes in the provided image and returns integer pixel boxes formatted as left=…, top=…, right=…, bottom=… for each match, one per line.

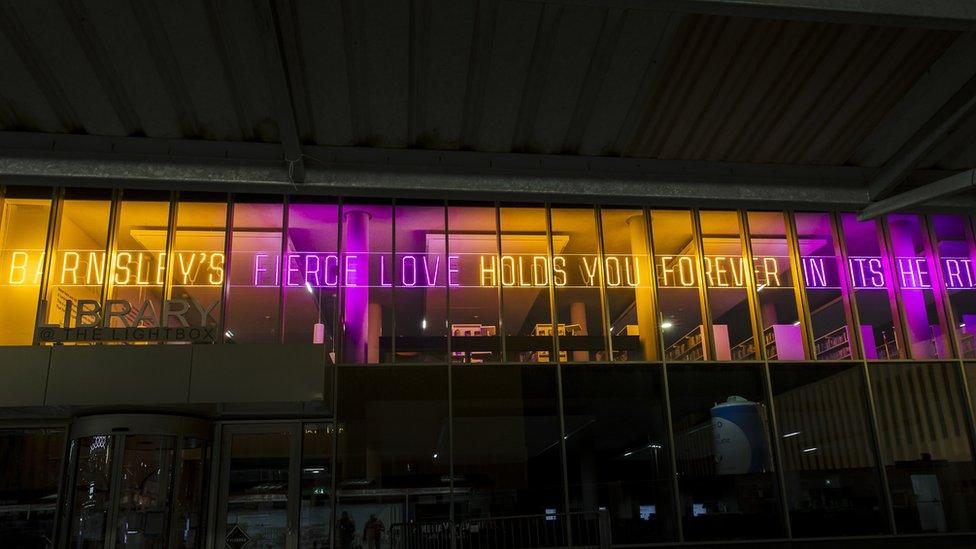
left=839, top=213, right=904, bottom=360
left=770, top=363, right=886, bottom=536
left=929, top=214, right=976, bottom=358
left=0, top=429, right=64, bottom=547
left=168, top=197, right=226, bottom=335
left=394, top=202, right=447, bottom=363
left=0, top=192, right=52, bottom=344
left=499, top=206, right=554, bottom=363
left=225, top=198, right=283, bottom=343
left=551, top=207, right=607, bottom=362
left=870, top=362, right=976, bottom=533
left=795, top=212, right=856, bottom=360
left=668, top=363, right=783, bottom=540
left=340, top=200, right=393, bottom=364
left=747, top=211, right=806, bottom=360
left=651, top=210, right=706, bottom=361
left=600, top=208, right=657, bottom=361
left=447, top=203, right=501, bottom=363
left=700, top=211, right=758, bottom=360
left=282, top=200, right=339, bottom=348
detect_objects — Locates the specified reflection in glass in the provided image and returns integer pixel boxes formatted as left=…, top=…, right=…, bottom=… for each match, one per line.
left=929, top=214, right=976, bottom=358
left=43, top=192, right=111, bottom=331
left=452, top=366, right=563, bottom=523
left=223, top=431, right=291, bottom=548
left=448, top=203, right=501, bottom=363
left=794, top=212, right=855, bottom=360
left=282, top=200, right=339, bottom=350
left=668, top=363, right=782, bottom=540
left=115, top=435, right=178, bottom=547
left=0, top=428, right=64, bottom=547
left=225, top=199, right=283, bottom=343
left=770, top=363, right=886, bottom=536
left=747, top=211, right=805, bottom=360
left=700, top=211, right=757, bottom=360
left=168, top=198, right=226, bottom=335
left=839, top=214, right=903, bottom=359
left=600, top=208, right=657, bottom=361
left=870, top=362, right=976, bottom=533
left=562, top=364, right=675, bottom=543
left=0, top=194, right=51, bottom=344
left=106, top=197, right=171, bottom=333
left=551, top=207, right=606, bottom=362
left=651, top=210, right=706, bottom=361
left=300, top=423, right=333, bottom=547
left=68, top=435, right=115, bottom=547
left=394, top=202, right=447, bottom=362
left=172, top=437, right=209, bottom=548
left=337, top=366, right=450, bottom=547
left=499, top=207, right=554, bottom=362
left=886, top=214, right=952, bottom=359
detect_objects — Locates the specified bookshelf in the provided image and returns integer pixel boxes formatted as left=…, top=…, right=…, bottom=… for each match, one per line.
left=813, top=325, right=851, bottom=360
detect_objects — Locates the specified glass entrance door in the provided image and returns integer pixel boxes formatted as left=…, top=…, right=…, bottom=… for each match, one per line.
left=62, top=415, right=212, bottom=548
left=215, top=423, right=334, bottom=549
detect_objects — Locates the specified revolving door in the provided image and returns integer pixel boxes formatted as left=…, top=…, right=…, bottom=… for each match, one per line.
left=61, top=415, right=212, bottom=548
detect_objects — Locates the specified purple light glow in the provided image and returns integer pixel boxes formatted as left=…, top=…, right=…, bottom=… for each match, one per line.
left=847, top=256, right=886, bottom=289
left=250, top=252, right=458, bottom=288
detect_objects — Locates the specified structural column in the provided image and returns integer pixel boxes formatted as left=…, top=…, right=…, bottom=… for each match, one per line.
left=628, top=214, right=658, bottom=360
left=343, top=210, right=371, bottom=362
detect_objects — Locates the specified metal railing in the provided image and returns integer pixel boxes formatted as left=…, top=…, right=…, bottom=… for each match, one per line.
left=390, top=511, right=610, bottom=549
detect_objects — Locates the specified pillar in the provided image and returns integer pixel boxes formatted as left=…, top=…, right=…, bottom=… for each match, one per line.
left=343, top=210, right=371, bottom=363
left=571, top=301, right=588, bottom=362
left=889, top=218, right=941, bottom=358
left=627, top=215, right=658, bottom=360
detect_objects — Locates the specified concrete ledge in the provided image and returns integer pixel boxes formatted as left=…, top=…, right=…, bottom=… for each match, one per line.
left=46, top=345, right=192, bottom=406
left=0, top=347, right=51, bottom=406
left=189, top=344, right=328, bottom=403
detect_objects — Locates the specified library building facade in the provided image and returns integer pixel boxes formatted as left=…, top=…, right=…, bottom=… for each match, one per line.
left=2, top=185, right=976, bottom=548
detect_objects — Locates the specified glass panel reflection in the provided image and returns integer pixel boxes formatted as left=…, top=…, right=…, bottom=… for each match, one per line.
left=795, top=212, right=856, bottom=360
left=394, top=202, right=447, bottom=363
left=870, top=362, right=976, bottom=533
left=668, top=363, right=783, bottom=540
left=499, top=206, right=554, bottom=362
left=929, top=214, right=976, bottom=358
left=69, top=435, right=115, bottom=547
left=0, top=193, right=52, bottom=344
left=562, top=364, right=675, bottom=543
left=840, top=214, right=904, bottom=359
left=747, top=211, right=805, bottom=360
left=223, top=431, right=291, bottom=548
left=167, top=198, right=226, bottom=337
left=225, top=199, right=283, bottom=343
left=651, top=210, right=706, bottom=361
left=886, top=214, right=952, bottom=359
left=172, top=437, right=209, bottom=548
left=770, top=363, right=886, bottom=536
left=448, top=203, right=501, bottom=363
left=115, top=435, right=177, bottom=548
left=336, top=366, right=449, bottom=547
left=300, top=423, right=333, bottom=548
left=551, top=207, right=607, bottom=362
left=0, top=428, right=64, bottom=548
left=282, top=200, right=339, bottom=351
left=600, top=208, right=657, bottom=361
left=700, top=211, right=757, bottom=360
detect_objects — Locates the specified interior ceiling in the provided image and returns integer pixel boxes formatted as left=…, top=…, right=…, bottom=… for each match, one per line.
left=0, top=1, right=975, bottom=206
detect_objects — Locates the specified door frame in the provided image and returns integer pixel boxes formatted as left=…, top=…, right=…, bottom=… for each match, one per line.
left=211, top=422, right=303, bottom=549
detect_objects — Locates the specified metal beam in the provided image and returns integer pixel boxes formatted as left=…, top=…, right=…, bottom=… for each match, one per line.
left=0, top=136, right=874, bottom=208
left=859, top=168, right=976, bottom=220
left=867, top=73, right=976, bottom=200
left=260, top=0, right=306, bottom=183
left=526, top=0, right=976, bottom=31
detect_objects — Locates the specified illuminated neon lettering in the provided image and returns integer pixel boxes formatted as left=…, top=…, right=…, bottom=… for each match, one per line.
left=553, top=256, right=566, bottom=287
left=480, top=255, right=498, bottom=287
left=678, top=256, right=695, bottom=286
left=763, top=257, right=781, bottom=287
left=344, top=255, right=359, bottom=287
left=532, top=256, right=548, bottom=287
left=114, top=252, right=132, bottom=285
left=581, top=256, right=599, bottom=286
left=285, top=253, right=301, bottom=287
left=624, top=257, right=639, bottom=287
left=254, top=253, right=269, bottom=286
left=402, top=255, right=417, bottom=287
left=606, top=256, right=622, bottom=287
left=423, top=255, right=440, bottom=286
left=803, top=257, right=827, bottom=288
left=61, top=251, right=80, bottom=284
left=177, top=252, right=196, bottom=285
left=304, top=254, right=321, bottom=286
left=87, top=251, right=105, bottom=285
left=379, top=256, right=392, bottom=287
left=9, top=251, right=29, bottom=284
left=500, top=256, right=515, bottom=286
left=448, top=255, right=460, bottom=287
left=728, top=257, right=744, bottom=287
left=209, top=253, right=225, bottom=285
left=324, top=254, right=339, bottom=287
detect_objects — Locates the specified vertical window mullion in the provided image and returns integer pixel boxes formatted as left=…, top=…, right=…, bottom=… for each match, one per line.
left=32, top=187, right=61, bottom=344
